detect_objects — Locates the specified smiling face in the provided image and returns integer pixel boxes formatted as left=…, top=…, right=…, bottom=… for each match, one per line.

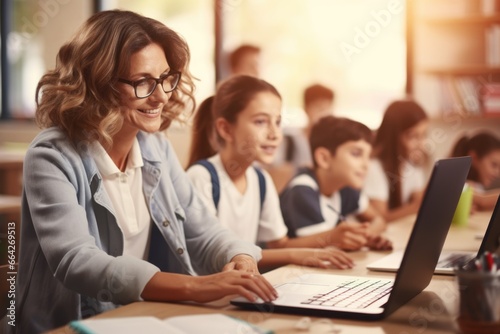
left=325, top=139, right=372, bottom=190
left=224, top=91, right=282, bottom=165
left=117, top=43, right=171, bottom=138
left=473, top=149, right=500, bottom=187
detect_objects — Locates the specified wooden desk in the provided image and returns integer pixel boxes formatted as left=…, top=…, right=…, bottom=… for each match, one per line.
left=46, top=211, right=491, bottom=334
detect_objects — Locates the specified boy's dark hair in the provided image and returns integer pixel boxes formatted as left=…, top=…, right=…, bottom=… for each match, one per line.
left=309, top=116, right=373, bottom=168
left=304, top=84, right=334, bottom=108
left=229, top=44, right=261, bottom=72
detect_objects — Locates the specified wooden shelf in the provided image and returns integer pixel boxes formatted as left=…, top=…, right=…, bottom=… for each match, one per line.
left=411, top=1, right=500, bottom=121
left=419, top=65, right=500, bottom=76
left=428, top=111, right=500, bottom=120
left=422, top=14, right=500, bottom=25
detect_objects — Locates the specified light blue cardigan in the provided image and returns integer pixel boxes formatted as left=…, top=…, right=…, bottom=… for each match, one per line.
left=14, top=127, right=261, bottom=333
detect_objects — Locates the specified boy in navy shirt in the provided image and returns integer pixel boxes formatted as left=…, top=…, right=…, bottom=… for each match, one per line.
left=280, top=116, right=391, bottom=251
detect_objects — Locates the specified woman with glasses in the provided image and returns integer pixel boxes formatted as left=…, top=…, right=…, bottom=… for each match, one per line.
left=15, top=10, right=276, bottom=333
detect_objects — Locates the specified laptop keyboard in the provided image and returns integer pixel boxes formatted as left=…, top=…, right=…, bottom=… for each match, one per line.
left=300, top=279, right=393, bottom=309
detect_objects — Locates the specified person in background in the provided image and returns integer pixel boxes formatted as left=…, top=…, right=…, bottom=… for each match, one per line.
left=281, top=84, right=335, bottom=168
left=363, top=100, right=429, bottom=222
left=228, top=44, right=262, bottom=78
left=270, top=83, right=335, bottom=192
left=15, top=10, right=276, bottom=333
left=450, top=132, right=500, bottom=211
left=280, top=116, right=392, bottom=251
left=186, top=75, right=354, bottom=271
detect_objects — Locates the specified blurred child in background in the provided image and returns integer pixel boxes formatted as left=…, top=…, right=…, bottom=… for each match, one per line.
left=363, top=100, right=429, bottom=222
left=270, top=83, right=335, bottom=192
left=451, top=131, right=500, bottom=211
left=227, top=44, right=262, bottom=78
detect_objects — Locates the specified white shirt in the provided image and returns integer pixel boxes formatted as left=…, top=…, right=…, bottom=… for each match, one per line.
left=363, top=159, right=426, bottom=204
left=91, top=139, right=151, bottom=259
left=187, top=154, right=288, bottom=244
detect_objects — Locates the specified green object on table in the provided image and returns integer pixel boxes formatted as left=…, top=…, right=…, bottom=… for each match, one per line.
left=452, top=184, right=473, bottom=227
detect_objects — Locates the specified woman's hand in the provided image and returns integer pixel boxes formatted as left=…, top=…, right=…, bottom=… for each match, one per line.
left=222, top=254, right=260, bottom=274
left=142, top=270, right=277, bottom=304
left=186, top=271, right=278, bottom=303
left=288, top=247, right=354, bottom=269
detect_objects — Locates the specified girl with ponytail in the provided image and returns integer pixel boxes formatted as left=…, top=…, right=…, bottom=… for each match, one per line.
left=187, top=75, right=354, bottom=270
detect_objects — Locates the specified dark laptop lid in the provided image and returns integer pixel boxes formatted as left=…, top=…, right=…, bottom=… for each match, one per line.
left=231, top=157, right=471, bottom=320
left=383, top=156, right=471, bottom=317
left=477, top=195, right=500, bottom=257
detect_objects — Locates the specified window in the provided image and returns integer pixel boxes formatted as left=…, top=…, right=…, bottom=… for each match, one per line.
left=102, top=0, right=216, bottom=106
left=221, top=0, right=407, bottom=129
left=2, top=0, right=92, bottom=119
left=2, top=0, right=406, bottom=128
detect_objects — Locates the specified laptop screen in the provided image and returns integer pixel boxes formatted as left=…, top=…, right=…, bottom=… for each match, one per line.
left=383, top=156, right=471, bottom=316
left=477, top=195, right=500, bottom=257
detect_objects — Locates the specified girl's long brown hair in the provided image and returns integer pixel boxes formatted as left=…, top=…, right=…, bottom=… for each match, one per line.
left=373, top=100, right=428, bottom=209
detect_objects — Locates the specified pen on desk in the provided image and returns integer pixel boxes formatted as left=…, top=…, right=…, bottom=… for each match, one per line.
left=471, top=251, right=500, bottom=273
left=457, top=251, right=500, bottom=323
left=486, top=251, right=494, bottom=272
left=474, top=258, right=482, bottom=271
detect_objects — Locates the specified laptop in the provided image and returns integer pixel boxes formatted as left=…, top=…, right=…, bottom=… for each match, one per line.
left=231, top=157, right=471, bottom=320
left=367, top=194, right=500, bottom=275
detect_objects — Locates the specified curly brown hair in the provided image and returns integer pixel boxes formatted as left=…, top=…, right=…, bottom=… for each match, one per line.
left=35, top=10, right=196, bottom=147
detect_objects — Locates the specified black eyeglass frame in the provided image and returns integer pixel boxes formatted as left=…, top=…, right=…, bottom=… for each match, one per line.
left=118, top=70, right=182, bottom=99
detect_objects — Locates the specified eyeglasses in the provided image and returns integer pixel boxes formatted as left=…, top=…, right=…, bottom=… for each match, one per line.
left=118, top=71, right=181, bottom=99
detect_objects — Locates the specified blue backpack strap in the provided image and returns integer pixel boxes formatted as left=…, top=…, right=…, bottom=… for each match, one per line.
left=195, top=160, right=266, bottom=213
left=253, top=166, right=266, bottom=210
left=194, top=160, right=220, bottom=209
